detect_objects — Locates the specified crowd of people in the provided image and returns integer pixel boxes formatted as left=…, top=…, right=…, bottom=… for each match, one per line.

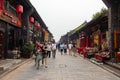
left=58, top=42, right=77, bottom=57
left=34, top=41, right=78, bottom=70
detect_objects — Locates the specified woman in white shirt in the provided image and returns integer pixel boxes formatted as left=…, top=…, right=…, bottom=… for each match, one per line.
left=51, top=42, right=57, bottom=58
left=47, top=42, right=52, bottom=58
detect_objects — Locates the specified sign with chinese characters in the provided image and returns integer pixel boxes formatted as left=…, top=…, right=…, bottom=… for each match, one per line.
left=0, top=10, right=21, bottom=27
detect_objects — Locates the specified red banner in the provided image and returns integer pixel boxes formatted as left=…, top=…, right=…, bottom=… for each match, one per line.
left=0, top=0, right=4, bottom=9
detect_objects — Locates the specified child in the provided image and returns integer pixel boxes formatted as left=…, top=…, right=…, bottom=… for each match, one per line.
left=35, top=49, right=42, bottom=69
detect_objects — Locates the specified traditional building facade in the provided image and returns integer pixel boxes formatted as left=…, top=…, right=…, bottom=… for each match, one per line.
left=102, top=0, right=120, bottom=60
left=0, top=0, right=52, bottom=59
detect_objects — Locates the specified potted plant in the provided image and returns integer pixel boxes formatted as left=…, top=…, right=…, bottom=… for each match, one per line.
left=22, top=42, right=35, bottom=58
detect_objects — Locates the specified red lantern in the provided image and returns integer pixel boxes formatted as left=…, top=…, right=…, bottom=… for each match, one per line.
left=42, top=29, right=46, bottom=34
left=29, top=17, right=34, bottom=23
left=35, top=21, right=41, bottom=29
left=37, top=23, right=41, bottom=28
left=16, top=5, right=23, bottom=20
left=16, top=5, right=23, bottom=13
left=17, top=21, right=22, bottom=27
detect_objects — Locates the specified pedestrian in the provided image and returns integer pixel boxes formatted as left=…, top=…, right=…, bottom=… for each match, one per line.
left=64, top=43, right=67, bottom=55
left=51, top=41, right=57, bottom=58
left=60, top=43, right=64, bottom=55
left=72, top=44, right=77, bottom=57
left=35, top=48, right=42, bottom=69
left=35, top=41, right=41, bottom=66
left=41, top=43, right=48, bottom=68
left=68, top=42, right=73, bottom=56
left=57, top=43, right=60, bottom=52
left=47, top=42, right=52, bottom=58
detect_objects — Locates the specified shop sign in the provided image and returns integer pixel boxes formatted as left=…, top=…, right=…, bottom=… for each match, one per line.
left=0, top=10, right=21, bottom=27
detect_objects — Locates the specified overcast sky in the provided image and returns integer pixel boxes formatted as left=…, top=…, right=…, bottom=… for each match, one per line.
left=30, top=0, right=107, bottom=42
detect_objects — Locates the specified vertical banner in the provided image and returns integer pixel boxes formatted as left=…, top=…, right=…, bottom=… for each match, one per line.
left=94, top=34, right=99, bottom=48
left=44, top=31, right=49, bottom=42
left=0, top=0, right=4, bottom=9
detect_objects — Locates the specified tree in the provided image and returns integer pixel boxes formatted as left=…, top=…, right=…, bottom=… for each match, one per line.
left=92, top=7, right=108, bottom=19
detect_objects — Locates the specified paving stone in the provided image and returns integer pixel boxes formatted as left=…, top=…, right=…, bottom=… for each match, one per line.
left=0, top=51, right=120, bottom=80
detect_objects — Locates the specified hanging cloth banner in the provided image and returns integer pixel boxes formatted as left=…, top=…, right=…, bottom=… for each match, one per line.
left=0, top=0, right=4, bottom=10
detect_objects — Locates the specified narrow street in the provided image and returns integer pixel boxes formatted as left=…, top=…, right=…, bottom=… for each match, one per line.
left=0, top=51, right=119, bottom=80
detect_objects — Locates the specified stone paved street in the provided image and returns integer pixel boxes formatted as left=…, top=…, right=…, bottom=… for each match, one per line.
left=0, top=51, right=120, bottom=80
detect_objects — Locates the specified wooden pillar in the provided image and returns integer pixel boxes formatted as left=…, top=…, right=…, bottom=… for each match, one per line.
left=22, top=7, right=34, bottom=43
left=103, top=0, right=120, bottom=59
left=108, top=5, right=118, bottom=58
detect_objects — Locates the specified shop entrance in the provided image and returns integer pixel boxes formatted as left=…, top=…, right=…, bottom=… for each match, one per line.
left=0, top=30, right=4, bottom=58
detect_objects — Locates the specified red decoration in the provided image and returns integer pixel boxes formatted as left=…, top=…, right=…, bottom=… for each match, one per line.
left=42, top=29, right=46, bottom=34
left=16, top=5, right=23, bottom=13
left=81, top=31, right=85, bottom=37
left=16, top=5, right=23, bottom=20
left=37, top=23, right=41, bottom=29
left=81, top=38, right=86, bottom=47
left=29, top=17, right=34, bottom=23
left=0, top=9, right=2, bottom=15
left=35, top=21, right=41, bottom=29
left=17, top=21, right=22, bottom=27
left=0, top=0, right=4, bottom=10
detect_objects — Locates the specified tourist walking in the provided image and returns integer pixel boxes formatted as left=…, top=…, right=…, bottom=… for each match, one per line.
left=35, top=48, right=42, bottom=69
left=41, top=43, right=48, bottom=68
left=51, top=41, right=57, bottom=58
left=60, top=43, right=64, bottom=55
left=35, top=41, right=41, bottom=66
left=64, top=43, right=67, bottom=55
left=35, top=41, right=42, bottom=69
left=68, top=42, right=73, bottom=56
left=72, top=43, right=77, bottom=57
left=47, top=42, right=52, bottom=58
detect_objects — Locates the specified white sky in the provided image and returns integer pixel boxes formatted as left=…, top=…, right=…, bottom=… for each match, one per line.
left=30, top=0, right=107, bottom=42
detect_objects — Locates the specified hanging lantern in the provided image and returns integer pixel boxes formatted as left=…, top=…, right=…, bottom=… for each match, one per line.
left=16, top=5, right=23, bottom=20
left=16, top=5, right=23, bottom=13
left=37, top=23, right=41, bottom=29
left=35, top=21, right=41, bottom=29
left=17, top=21, right=22, bottom=27
left=42, top=28, right=45, bottom=34
left=29, top=17, right=34, bottom=23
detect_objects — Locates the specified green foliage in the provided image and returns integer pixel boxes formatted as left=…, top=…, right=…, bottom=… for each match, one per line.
left=22, top=42, right=35, bottom=53
left=92, top=12, right=101, bottom=19
left=100, top=7, right=108, bottom=14
left=92, top=7, right=108, bottom=19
